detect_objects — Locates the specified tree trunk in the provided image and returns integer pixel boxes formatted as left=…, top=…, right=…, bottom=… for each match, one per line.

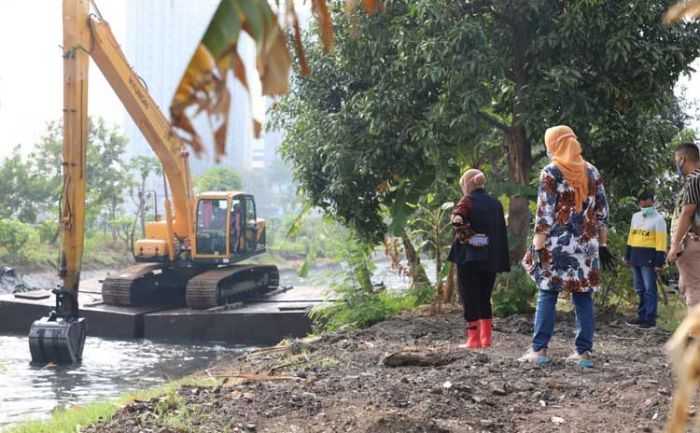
left=503, top=125, right=531, bottom=262
left=503, top=13, right=534, bottom=263
left=444, top=262, right=457, bottom=304
left=111, top=196, right=118, bottom=242
left=139, top=182, right=146, bottom=237
left=402, top=235, right=430, bottom=288
left=434, top=227, right=441, bottom=298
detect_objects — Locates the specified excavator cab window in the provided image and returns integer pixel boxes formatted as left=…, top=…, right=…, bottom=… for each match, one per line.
left=196, top=199, right=229, bottom=255
left=244, top=196, right=257, bottom=252
left=230, top=199, right=242, bottom=254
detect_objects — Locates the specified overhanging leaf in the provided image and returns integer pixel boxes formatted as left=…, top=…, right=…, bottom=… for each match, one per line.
left=664, top=0, right=700, bottom=24
left=171, top=0, right=290, bottom=159
left=171, top=0, right=385, bottom=159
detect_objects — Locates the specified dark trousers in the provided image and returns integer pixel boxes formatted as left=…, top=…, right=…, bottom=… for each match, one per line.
left=457, top=265, right=496, bottom=322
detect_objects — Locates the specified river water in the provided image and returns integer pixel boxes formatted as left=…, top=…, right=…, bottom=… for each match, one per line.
left=0, top=256, right=432, bottom=429
left=0, top=336, right=238, bottom=429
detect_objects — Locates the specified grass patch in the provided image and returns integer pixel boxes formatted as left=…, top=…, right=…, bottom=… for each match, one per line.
left=309, top=284, right=432, bottom=333
left=6, top=377, right=216, bottom=433
left=6, top=402, right=120, bottom=433
left=657, top=292, right=687, bottom=333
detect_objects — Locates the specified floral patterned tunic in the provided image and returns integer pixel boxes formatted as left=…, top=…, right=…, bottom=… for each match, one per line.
left=522, top=162, right=609, bottom=293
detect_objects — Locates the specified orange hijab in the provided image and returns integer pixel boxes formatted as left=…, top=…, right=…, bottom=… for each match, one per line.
left=544, top=125, right=588, bottom=212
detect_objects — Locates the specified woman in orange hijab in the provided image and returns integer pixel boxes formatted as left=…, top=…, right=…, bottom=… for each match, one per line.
left=519, top=125, right=615, bottom=367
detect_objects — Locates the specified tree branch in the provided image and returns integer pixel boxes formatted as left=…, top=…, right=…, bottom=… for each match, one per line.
left=478, top=111, right=511, bottom=132
left=533, top=149, right=547, bottom=162
left=461, top=0, right=498, bottom=18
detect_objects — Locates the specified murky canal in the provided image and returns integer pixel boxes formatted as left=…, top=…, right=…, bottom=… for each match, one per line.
left=0, top=335, right=239, bottom=429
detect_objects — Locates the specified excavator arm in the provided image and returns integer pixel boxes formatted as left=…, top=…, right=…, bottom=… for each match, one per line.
left=89, top=13, right=195, bottom=246
left=30, top=0, right=196, bottom=364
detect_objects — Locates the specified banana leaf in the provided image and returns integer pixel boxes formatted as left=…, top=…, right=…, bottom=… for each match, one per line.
left=170, top=0, right=384, bottom=159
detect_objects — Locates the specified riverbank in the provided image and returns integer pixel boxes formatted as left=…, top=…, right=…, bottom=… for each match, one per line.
left=34, top=307, right=677, bottom=433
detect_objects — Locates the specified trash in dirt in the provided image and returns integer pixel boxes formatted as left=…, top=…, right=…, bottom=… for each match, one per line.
left=551, top=416, right=565, bottom=425
left=490, top=382, right=507, bottom=395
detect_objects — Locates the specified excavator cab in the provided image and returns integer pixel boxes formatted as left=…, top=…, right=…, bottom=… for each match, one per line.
left=193, top=193, right=266, bottom=261
left=133, top=192, right=267, bottom=263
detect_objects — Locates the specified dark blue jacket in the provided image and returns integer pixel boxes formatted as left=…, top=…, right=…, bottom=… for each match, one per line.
left=447, top=189, right=511, bottom=273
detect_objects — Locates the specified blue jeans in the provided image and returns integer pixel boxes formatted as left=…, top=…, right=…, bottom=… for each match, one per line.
left=632, top=265, right=657, bottom=324
left=532, top=290, right=594, bottom=354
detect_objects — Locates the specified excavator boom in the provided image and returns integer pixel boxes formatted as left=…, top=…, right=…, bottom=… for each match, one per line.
left=29, top=0, right=278, bottom=364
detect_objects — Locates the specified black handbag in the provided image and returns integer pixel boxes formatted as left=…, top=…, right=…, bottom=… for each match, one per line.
left=447, top=225, right=490, bottom=264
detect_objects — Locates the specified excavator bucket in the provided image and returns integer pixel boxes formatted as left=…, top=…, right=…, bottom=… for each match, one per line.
left=29, top=316, right=87, bottom=364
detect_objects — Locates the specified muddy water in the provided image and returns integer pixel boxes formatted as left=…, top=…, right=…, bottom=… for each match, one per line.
left=0, top=336, right=240, bottom=429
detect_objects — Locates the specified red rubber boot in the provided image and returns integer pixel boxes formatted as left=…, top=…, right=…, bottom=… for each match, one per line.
left=480, top=318, right=492, bottom=348
left=461, top=321, right=482, bottom=349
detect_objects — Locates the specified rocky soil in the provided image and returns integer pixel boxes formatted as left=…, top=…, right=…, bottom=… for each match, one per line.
left=84, top=308, right=681, bottom=433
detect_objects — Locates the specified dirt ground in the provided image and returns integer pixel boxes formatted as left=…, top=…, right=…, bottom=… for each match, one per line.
left=84, top=308, right=682, bottom=433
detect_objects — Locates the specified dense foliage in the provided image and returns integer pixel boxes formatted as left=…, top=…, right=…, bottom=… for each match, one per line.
left=0, top=119, right=132, bottom=234
left=267, top=0, right=700, bottom=326
left=0, top=118, right=148, bottom=269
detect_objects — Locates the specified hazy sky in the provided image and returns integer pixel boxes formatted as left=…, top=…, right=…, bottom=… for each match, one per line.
left=0, top=1, right=127, bottom=155
left=0, top=2, right=698, bottom=158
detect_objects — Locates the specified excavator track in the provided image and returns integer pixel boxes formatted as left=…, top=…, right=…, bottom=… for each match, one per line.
left=186, top=265, right=279, bottom=309
left=101, top=263, right=187, bottom=307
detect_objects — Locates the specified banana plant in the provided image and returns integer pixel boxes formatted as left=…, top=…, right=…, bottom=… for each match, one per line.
left=171, top=0, right=384, bottom=158
left=406, top=198, right=455, bottom=301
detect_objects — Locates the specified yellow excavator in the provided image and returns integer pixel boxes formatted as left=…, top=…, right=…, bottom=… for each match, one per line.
left=28, top=0, right=279, bottom=364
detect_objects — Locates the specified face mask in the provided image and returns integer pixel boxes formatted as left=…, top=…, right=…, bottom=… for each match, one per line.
left=547, top=151, right=553, bottom=159
left=641, top=207, right=654, bottom=217
left=677, top=159, right=685, bottom=177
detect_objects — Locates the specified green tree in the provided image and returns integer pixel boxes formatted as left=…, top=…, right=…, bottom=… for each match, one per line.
left=24, top=118, right=132, bottom=239
left=194, top=166, right=244, bottom=192
left=0, top=218, right=33, bottom=255
left=0, top=146, right=48, bottom=223
left=86, top=118, right=132, bottom=239
left=272, top=0, right=700, bottom=260
left=29, top=121, right=64, bottom=217
left=128, top=155, right=162, bottom=237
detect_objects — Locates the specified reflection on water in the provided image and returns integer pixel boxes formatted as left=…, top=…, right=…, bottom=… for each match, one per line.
left=0, top=336, right=242, bottom=429
left=278, top=257, right=437, bottom=293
